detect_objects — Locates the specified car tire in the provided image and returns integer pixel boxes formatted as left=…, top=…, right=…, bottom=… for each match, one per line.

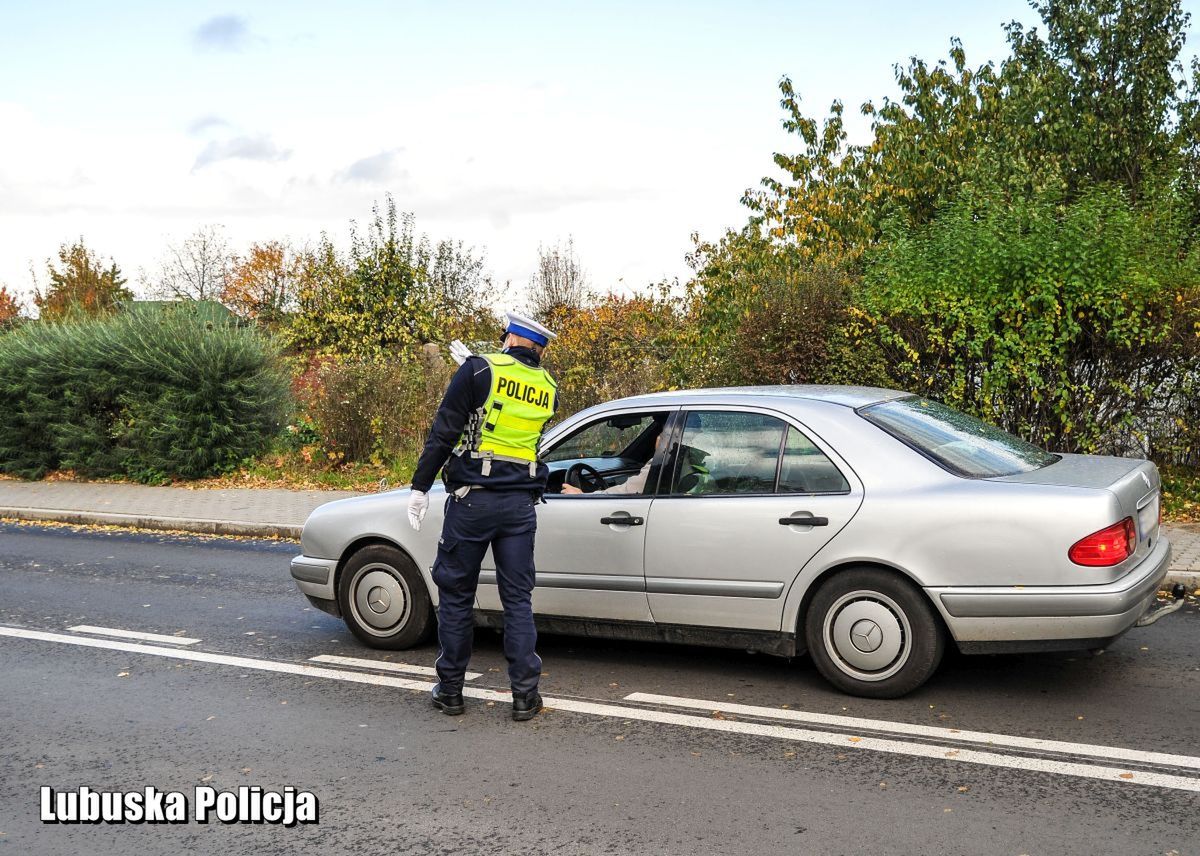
left=337, top=544, right=434, bottom=650
left=804, top=567, right=944, bottom=699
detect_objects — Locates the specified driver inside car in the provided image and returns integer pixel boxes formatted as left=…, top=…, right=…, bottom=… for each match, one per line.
left=561, top=431, right=664, bottom=496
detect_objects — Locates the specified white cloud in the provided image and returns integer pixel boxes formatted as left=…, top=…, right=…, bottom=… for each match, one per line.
left=187, top=115, right=231, bottom=136
left=192, top=15, right=255, bottom=52
left=193, top=135, right=292, bottom=170
left=339, top=149, right=408, bottom=183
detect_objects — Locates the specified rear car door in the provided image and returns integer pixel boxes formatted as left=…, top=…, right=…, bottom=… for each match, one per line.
left=643, top=406, right=863, bottom=632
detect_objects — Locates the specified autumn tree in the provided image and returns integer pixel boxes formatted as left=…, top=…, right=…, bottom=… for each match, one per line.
left=743, top=0, right=1200, bottom=265
left=148, top=224, right=232, bottom=302
left=288, top=196, right=496, bottom=358
left=674, top=229, right=891, bottom=389
left=542, top=292, right=680, bottom=416
left=0, top=286, right=23, bottom=328
left=680, top=0, right=1200, bottom=464
left=528, top=237, right=587, bottom=322
left=35, top=240, right=132, bottom=320
left=222, top=241, right=301, bottom=326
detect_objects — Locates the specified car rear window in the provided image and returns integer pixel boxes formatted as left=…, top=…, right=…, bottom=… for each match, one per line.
left=859, top=396, right=1058, bottom=478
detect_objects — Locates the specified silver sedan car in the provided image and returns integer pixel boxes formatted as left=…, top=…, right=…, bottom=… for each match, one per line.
left=290, top=386, right=1174, bottom=698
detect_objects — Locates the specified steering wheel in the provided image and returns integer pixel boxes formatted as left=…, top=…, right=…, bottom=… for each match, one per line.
left=565, top=462, right=606, bottom=493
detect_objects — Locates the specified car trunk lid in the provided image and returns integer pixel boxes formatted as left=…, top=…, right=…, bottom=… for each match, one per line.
left=992, top=453, right=1161, bottom=563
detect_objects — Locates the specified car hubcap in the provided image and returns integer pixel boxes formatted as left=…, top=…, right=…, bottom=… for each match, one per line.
left=366, top=586, right=391, bottom=613
left=823, top=590, right=911, bottom=682
left=349, top=563, right=411, bottom=636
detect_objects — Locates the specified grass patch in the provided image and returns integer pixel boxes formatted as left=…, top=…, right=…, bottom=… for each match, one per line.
left=0, top=448, right=421, bottom=493
left=189, top=447, right=421, bottom=491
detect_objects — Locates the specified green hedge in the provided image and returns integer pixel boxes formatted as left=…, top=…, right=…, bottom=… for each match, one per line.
left=862, top=185, right=1200, bottom=457
left=0, top=305, right=292, bottom=481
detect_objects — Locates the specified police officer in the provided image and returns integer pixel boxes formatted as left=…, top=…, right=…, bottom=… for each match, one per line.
left=406, top=312, right=558, bottom=721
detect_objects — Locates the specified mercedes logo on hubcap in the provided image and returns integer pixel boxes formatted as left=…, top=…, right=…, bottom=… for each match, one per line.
left=366, top=586, right=391, bottom=614
left=849, top=619, right=883, bottom=653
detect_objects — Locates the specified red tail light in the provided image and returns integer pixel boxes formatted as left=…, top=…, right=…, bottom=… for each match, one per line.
left=1069, top=518, right=1136, bottom=567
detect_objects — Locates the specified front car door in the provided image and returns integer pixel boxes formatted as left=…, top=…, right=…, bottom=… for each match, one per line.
left=643, top=405, right=863, bottom=632
left=476, top=407, right=675, bottom=622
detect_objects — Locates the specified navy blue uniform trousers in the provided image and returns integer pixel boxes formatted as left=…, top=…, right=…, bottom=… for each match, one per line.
left=432, top=489, right=541, bottom=694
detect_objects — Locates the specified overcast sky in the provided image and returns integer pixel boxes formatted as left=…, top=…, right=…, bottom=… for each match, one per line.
left=3, top=1, right=1195, bottom=309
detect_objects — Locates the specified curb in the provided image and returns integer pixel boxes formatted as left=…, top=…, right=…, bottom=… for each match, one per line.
left=1168, top=570, right=1200, bottom=591
left=2, top=507, right=1197, bottom=589
left=0, top=507, right=301, bottom=541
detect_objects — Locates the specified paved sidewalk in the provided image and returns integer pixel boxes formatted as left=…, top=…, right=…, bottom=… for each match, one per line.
left=0, top=480, right=1197, bottom=587
left=0, top=480, right=365, bottom=539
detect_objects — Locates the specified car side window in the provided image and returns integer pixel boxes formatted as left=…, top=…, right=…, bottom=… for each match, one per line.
left=778, top=426, right=850, bottom=494
left=669, top=411, right=786, bottom=495
left=543, top=414, right=656, bottom=462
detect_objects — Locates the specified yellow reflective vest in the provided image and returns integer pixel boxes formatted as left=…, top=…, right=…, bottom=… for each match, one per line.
left=456, top=353, right=557, bottom=475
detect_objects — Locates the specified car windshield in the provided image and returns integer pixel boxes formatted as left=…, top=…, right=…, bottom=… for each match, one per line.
left=859, top=396, right=1058, bottom=478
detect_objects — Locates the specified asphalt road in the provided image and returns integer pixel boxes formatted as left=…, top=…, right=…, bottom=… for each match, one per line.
left=1, top=520, right=1197, bottom=856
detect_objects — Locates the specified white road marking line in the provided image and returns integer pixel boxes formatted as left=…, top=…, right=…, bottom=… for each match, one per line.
left=2, top=624, right=1197, bottom=792
left=67, top=625, right=201, bottom=646
left=542, top=696, right=1200, bottom=791
left=308, top=654, right=481, bottom=681
left=624, top=692, right=1200, bottom=772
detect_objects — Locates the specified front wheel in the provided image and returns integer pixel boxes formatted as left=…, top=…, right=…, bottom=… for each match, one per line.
left=804, top=567, right=944, bottom=698
left=337, top=544, right=434, bottom=650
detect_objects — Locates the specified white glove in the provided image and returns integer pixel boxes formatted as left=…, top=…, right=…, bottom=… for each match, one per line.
left=449, top=339, right=474, bottom=366
left=407, top=490, right=429, bottom=531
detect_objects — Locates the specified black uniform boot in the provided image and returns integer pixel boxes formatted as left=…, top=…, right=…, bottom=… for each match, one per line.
left=511, top=689, right=543, bottom=721
left=431, top=685, right=465, bottom=716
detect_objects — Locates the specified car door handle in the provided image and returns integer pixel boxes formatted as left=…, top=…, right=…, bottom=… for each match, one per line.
left=600, top=516, right=644, bottom=526
left=779, top=515, right=829, bottom=526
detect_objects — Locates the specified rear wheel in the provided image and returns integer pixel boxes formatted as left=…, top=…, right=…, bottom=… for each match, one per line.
left=337, top=544, right=434, bottom=650
left=804, top=567, right=944, bottom=698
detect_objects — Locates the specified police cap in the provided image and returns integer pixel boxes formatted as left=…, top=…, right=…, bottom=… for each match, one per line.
left=502, top=311, right=557, bottom=347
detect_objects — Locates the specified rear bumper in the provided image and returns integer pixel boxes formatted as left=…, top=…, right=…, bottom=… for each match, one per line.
left=928, top=537, right=1172, bottom=647
left=290, top=554, right=338, bottom=601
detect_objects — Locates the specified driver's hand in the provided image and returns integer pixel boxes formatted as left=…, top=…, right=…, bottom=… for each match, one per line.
left=561, top=484, right=583, bottom=495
